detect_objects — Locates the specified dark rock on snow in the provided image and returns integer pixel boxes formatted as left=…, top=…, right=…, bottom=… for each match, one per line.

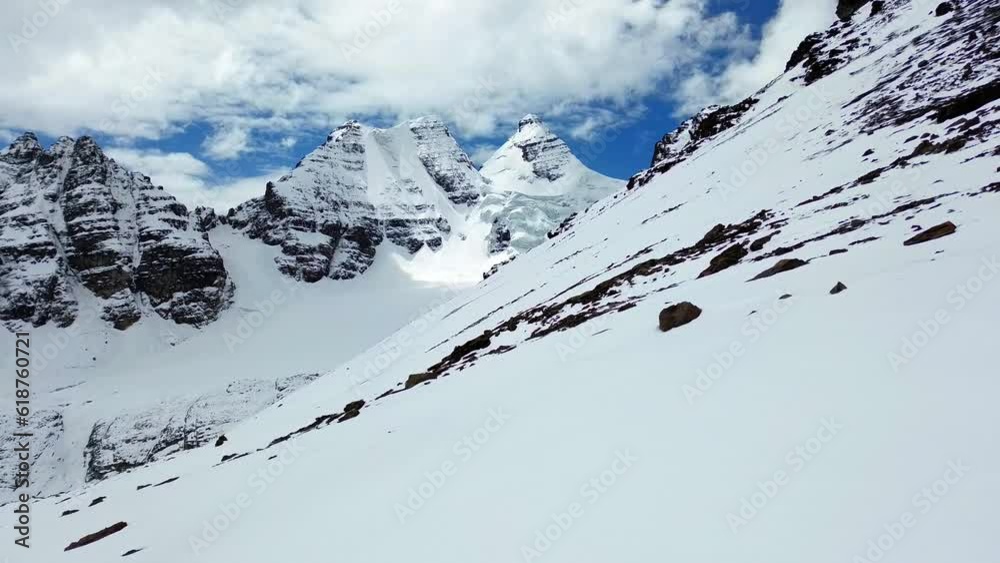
left=904, top=222, right=957, bottom=246
left=658, top=302, right=703, bottom=333
left=64, top=521, right=128, bottom=551
left=831, top=282, right=849, bottom=294
left=751, top=258, right=809, bottom=281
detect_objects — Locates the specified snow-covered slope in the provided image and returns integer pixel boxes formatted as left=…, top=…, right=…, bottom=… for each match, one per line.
left=479, top=115, right=623, bottom=255
left=0, top=115, right=616, bottom=504
left=0, top=134, right=233, bottom=331
left=0, top=227, right=469, bottom=504
left=11, top=3, right=1000, bottom=561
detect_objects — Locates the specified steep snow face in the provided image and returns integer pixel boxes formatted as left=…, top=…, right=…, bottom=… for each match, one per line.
left=228, top=119, right=487, bottom=282
left=25, top=1, right=1000, bottom=562
left=481, top=114, right=622, bottom=198
left=0, top=134, right=232, bottom=331
left=479, top=115, right=623, bottom=255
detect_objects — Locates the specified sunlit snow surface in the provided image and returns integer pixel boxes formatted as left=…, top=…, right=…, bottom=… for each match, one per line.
left=3, top=2, right=1000, bottom=562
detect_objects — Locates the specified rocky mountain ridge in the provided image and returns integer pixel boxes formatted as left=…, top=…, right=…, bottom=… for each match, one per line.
left=0, top=133, right=232, bottom=332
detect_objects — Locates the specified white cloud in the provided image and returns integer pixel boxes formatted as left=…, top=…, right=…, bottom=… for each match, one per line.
left=0, top=129, right=14, bottom=144
left=280, top=136, right=297, bottom=149
left=0, top=0, right=753, bottom=142
left=203, top=125, right=251, bottom=161
left=105, top=147, right=284, bottom=212
left=468, top=143, right=499, bottom=166
left=676, top=0, right=837, bottom=114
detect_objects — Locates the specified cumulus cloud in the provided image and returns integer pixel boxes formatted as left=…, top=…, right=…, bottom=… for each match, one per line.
left=203, top=125, right=251, bottom=161
left=675, top=0, right=837, bottom=114
left=0, top=0, right=753, bottom=144
left=105, top=147, right=285, bottom=212
left=468, top=143, right=500, bottom=166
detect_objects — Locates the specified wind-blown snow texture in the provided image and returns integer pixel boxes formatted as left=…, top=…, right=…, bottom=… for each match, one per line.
left=0, top=135, right=233, bottom=331
left=7, top=1, right=1000, bottom=561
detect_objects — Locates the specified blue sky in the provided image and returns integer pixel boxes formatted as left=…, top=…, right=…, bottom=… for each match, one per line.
left=2, top=0, right=836, bottom=210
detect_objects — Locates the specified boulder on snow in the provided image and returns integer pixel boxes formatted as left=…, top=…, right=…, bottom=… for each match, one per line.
left=699, top=244, right=749, bottom=278
left=751, top=258, right=809, bottom=281
left=904, top=222, right=957, bottom=246
left=837, top=0, right=871, bottom=20
left=830, top=282, right=848, bottom=295
left=64, top=522, right=128, bottom=551
left=935, top=2, right=954, bottom=16
left=658, top=302, right=703, bottom=333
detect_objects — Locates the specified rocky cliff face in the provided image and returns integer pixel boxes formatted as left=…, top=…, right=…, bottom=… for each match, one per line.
left=228, top=119, right=487, bottom=282
left=0, top=134, right=233, bottom=330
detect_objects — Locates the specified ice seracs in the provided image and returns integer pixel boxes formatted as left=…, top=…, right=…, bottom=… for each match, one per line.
left=478, top=114, right=623, bottom=255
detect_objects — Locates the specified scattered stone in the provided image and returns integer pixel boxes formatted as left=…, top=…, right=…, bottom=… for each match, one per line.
left=751, top=258, right=809, bottom=281
left=831, top=282, right=849, bottom=295
left=65, top=522, right=128, bottom=551
left=829, top=248, right=848, bottom=256
left=89, top=496, right=106, bottom=507
left=935, top=2, right=954, bottom=16
left=658, top=302, right=703, bottom=333
left=698, top=244, right=749, bottom=278
left=154, top=477, right=179, bottom=488
left=339, top=400, right=366, bottom=422
left=780, top=294, right=794, bottom=300
left=122, top=548, right=144, bottom=557
left=750, top=234, right=775, bottom=252
left=904, top=222, right=957, bottom=246
left=837, top=0, right=871, bottom=20
left=214, top=435, right=228, bottom=447
left=61, top=509, right=79, bottom=517
left=405, top=372, right=439, bottom=389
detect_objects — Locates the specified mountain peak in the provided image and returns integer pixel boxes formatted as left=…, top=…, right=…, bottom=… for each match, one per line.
left=517, top=114, right=545, bottom=131
left=4, top=132, right=43, bottom=160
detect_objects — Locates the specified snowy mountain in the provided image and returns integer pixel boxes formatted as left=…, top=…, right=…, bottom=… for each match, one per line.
left=479, top=115, right=623, bottom=254
left=0, top=134, right=232, bottom=331
left=226, top=115, right=620, bottom=281
left=16, top=0, right=999, bottom=561
left=227, top=118, right=487, bottom=282
left=0, top=115, right=617, bottom=504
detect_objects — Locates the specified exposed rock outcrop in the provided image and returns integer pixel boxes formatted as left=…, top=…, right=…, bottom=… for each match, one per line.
left=0, top=134, right=232, bottom=330
left=229, top=119, right=486, bottom=281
